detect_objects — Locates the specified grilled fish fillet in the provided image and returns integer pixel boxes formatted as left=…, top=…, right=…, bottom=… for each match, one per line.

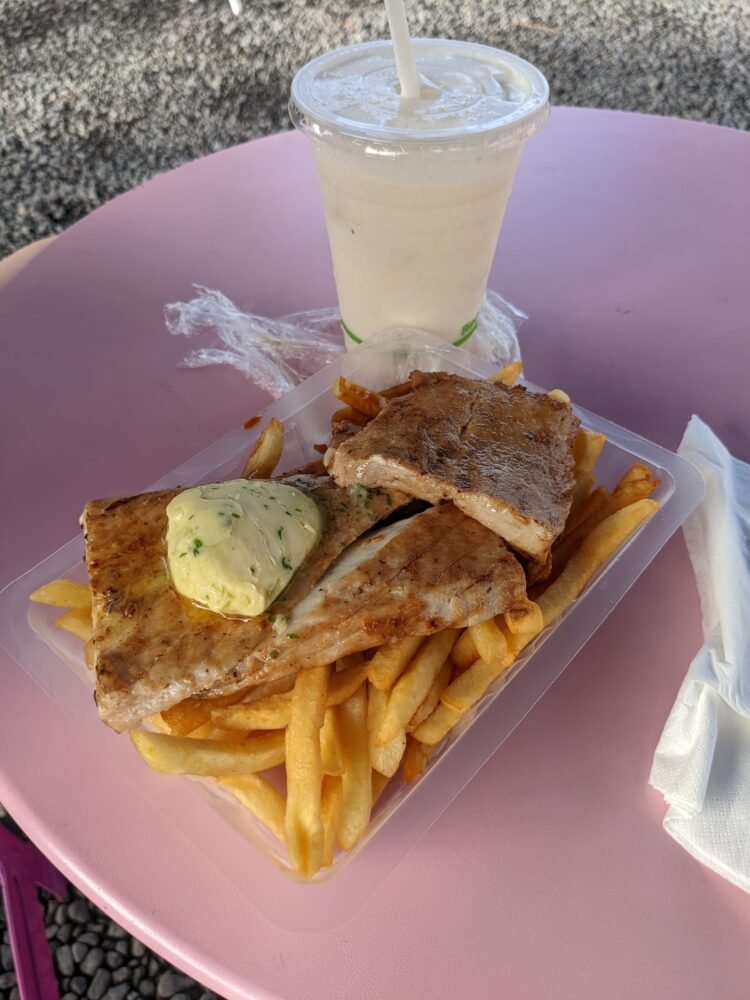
left=250, top=503, right=526, bottom=674
left=82, top=475, right=404, bottom=731
left=326, top=371, right=580, bottom=562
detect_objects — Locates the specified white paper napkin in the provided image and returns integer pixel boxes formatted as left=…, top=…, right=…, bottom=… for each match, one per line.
left=650, top=416, right=750, bottom=890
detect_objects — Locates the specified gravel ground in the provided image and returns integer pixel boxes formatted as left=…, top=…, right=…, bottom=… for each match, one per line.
left=1, top=0, right=748, bottom=258
left=1, top=0, right=749, bottom=996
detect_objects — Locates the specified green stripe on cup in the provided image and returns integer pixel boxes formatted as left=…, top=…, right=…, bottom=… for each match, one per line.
left=341, top=320, right=363, bottom=345
left=341, top=316, right=478, bottom=347
left=452, top=316, right=478, bottom=347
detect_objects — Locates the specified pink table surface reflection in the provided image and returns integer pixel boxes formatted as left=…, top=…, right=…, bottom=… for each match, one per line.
left=1, top=107, right=750, bottom=1000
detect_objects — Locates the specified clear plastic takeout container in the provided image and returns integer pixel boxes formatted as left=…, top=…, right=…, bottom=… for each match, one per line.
left=0, top=329, right=704, bottom=931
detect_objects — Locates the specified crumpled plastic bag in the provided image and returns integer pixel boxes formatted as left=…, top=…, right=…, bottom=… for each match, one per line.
left=165, top=286, right=525, bottom=399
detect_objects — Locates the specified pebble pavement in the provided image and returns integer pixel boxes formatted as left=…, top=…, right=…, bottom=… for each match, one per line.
left=1, top=0, right=749, bottom=995
left=1, top=0, right=748, bottom=258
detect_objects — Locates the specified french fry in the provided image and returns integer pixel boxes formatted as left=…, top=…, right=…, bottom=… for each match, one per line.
left=214, top=691, right=292, bottom=731
left=368, top=685, right=406, bottom=777
left=488, top=361, right=523, bottom=386
left=563, top=486, right=610, bottom=536
left=321, top=775, right=343, bottom=868
left=337, top=686, right=372, bottom=850
left=240, top=674, right=296, bottom=704
left=30, top=579, right=91, bottom=610
left=402, top=737, right=435, bottom=782
left=54, top=607, right=93, bottom=642
left=328, top=661, right=370, bottom=703
left=187, top=722, right=249, bottom=744
left=540, top=499, right=660, bottom=628
left=331, top=405, right=370, bottom=428
left=440, top=655, right=509, bottom=714
left=371, top=769, right=391, bottom=807
left=320, top=706, right=344, bottom=776
left=408, top=656, right=452, bottom=732
left=504, top=598, right=544, bottom=637
left=451, top=629, right=479, bottom=671
left=215, top=661, right=368, bottom=731
left=130, top=729, right=285, bottom=776
left=380, top=380, right=413, bottom=399
left=547, top=388, right=571, bottom=404
left=467, top=619, right=510, bottom=670
left=162, top=690, right=248, bottom=736
left=412, top=702, right=463, bottom=746
left=554, top=467, right=660, bottom=570
left=573, top=429, right=607, bottom=473
left=568, top=429, right=607, bottom=521
left=377, top=631, right=458, bottom=746
left=242, top=417, right=284, bottom=479
left=333, top=376, right=385, bottom=418
left=285, top=664, right=330, bottom=877
left=368, top=636, right=423, bottom=692
left=218, top=775, right=286, bottom=842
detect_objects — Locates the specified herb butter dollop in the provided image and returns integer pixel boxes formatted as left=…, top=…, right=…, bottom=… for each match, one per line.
left=166, top=480, right=322, bottom=617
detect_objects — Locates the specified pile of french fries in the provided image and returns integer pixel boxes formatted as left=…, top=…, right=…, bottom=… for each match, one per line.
left=30, top=363, right=661, bottom=878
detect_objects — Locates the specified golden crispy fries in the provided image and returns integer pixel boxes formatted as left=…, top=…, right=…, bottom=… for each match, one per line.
left=321, top=775, right=343, bottom=868
left=563, top=486, right=610, bottom=536
left=371, top=769, right=391, bottom=807
left=218, top=775, right=286, bottom=842
left=408, top=656, right=452, bottom=732
left=368, top=685, right=406, bottom=777
left=377, top=631, right=458, bottom=746
left=162, top=690, right=247, bottom=736
left=402, top=737, right=435, bottom=782
left=214, top=691, right=292, bottom=731
left=468, top=619, right=510, bottom=670
left=451, top=629, right=479, bottom=671
left=541, top=499, right=660, bottom=627
left=380, top=379, right=413, bottom=399
left=412, top=702, right=463, bottom=746
left=54, top=607, right=93, bottom=642
left=328, top=661, right=370, bottom=703
left=331, top=405, right=370, bottom=428
left=368, top=636, right=423, bottom=692
left=568, top=430, right=608, bottom=521
left=333, top=376, right=385, bottom=419
left=547, top=388, right=571, bottom=404
left=320, top=706, right=344, bottom=776
left=554, top=467, right=660, bottom=570
left=504, top=598, right=544, bottom=637
left=130, top=729, right=285, bottom=776
left=337, top=686, right=372, bottom=850
left=441, top=655, right=509, bottom=714
left=30, top=578, right=91, bottom=610
left=215, top=662, right=368, bottom=731
left=242, top=414, right=261, bottom=431
left=573, top=429, right=607, bottom=472
left=285, top=663, right=329, bottom=876
left=148, top=713, right=172, bottom=734
left=187, top=722, right=249, bottom=744
left=488, top=361, right=523, bottom=386
left=240, top=674, right=296, bottom=704
left=242, top=417, right=284, bottom=479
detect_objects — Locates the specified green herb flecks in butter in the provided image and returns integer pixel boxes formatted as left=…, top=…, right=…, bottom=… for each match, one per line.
left=166, top=479, right=323, bottom=617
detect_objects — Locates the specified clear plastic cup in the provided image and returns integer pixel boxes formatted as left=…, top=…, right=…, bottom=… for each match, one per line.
left=290, top=39, right=549, bottom=348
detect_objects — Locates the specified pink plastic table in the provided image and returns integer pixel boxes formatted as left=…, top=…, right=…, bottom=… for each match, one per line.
left=1, top=107, right=749, bottom=1000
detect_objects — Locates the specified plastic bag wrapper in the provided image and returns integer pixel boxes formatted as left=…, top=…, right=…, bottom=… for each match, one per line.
left=165, top=286, right=525, bottom=400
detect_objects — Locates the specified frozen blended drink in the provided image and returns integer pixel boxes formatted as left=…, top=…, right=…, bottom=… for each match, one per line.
left=290, top=39, right=549, bottom=347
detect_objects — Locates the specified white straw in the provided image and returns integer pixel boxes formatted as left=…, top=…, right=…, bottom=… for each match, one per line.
left=383, top=0, right=421, bottom=100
